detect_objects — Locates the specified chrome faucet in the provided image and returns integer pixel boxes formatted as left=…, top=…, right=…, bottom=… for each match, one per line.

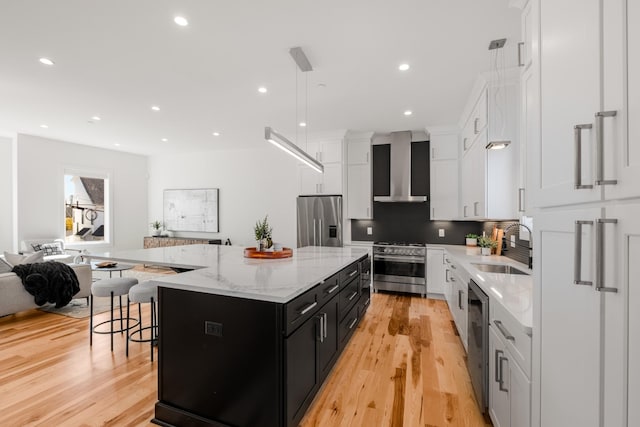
left=503, top=222, right=533, bottom=269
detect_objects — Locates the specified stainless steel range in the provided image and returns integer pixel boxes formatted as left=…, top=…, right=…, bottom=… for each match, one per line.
left=372, top=242, right=427, bottom=297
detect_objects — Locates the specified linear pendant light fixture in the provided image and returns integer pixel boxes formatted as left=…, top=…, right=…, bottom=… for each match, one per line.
left=265, top=127, right=323, bottom=173
left=265, top=47, right=324, bottom=173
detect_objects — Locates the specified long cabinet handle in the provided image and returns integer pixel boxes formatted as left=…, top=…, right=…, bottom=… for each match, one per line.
left=474, top=118, right=480, bottom=134
left=517, top=41, right=525, bottom=67
left=473, top=201, right=479, bottom=217
left=596, top=218, right=618, bottom=292
left=318, top=315, right=324, bottom=343
left=498, top=356, right=509, bottom=392
left=463, top=137, right=469, bottom=151
left=323, top=313, right=328, bottom=339
left=574, top=124, right=594, bottom=189
left=326, top=284, right=340, bottom=294
left=300, top=301, right=318, bottom=315
left=313, top=219, right=317, bottom=246
left=518, top=188, right=525, bottom=212
left=347, top=291, right=358, bottom=302
left=595, top=111, right=618, bottom=186
left=348, top=317, right=358, bottom=330
left=445, top=269, right=450, bottom=283
left=458, top=290, right=463, bottom=310
left=495, top=349, right=504, bottom=382
left=574, top=220, right=594, bottom=286
left=494, top=320, right=515, bottom=342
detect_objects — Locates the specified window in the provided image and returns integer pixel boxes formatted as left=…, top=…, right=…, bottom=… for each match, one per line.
left=64, top=171, right=110, bottom=244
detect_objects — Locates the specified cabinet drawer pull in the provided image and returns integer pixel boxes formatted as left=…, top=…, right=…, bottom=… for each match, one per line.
left=498, top=355, right=509, bottom=392
left=458, top=290, right=463, bottom=310
left=474, top=118, right=480, bottom=134
left=596, top=218, right=618, bottom=292
left=574, top=220, right=594, bottom=286
left=517, top=41, right=524, bottom=67
left=574, top=124, right=593, bottom=189
left=494, top=349, right=503, bottom=382
left=318, top=315, right=324, bottom=343
left=323, top=313, right=328, bottom=339
left=595, top=111, right=618, bottom=186
left=326, top=284, right=340, bottom=294
left=299, top=301, right=318, bottom=315
left=494, top=320, right=515, bottom=342
left=518, top=188, right=525, bottom=212
left=347, top=291, right=358, bottom=302
left=445, top=269, right=450, bottom=283
left=348, top=269, right=358, bottom=278
left=473, top=202, right=479, bottom=216
left=348, top=317, right=358, bottom=330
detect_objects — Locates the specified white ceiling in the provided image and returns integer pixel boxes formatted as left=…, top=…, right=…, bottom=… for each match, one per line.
left=0, top=0, right=521, bottom=155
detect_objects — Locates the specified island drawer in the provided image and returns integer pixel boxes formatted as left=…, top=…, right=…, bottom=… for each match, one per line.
left=317, top=273, right=340, bottom=307
left=284, top=288, right=319, bottom=336
left=490, top=300, right=531, bottom=377
left=338, top=276, right=360, bottom=321
left=338, top=302, right=360, bottom=349
left=340, top=261, right=360, bottom=286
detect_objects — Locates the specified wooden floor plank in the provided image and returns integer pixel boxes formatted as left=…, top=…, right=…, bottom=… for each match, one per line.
left=0, top=285, right=490, bottom=426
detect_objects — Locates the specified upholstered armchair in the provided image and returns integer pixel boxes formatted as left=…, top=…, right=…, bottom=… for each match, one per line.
left=20, top=238, right=82, bottom=264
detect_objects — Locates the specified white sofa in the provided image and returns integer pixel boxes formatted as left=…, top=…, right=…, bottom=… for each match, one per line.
left=0, top=263, right=92, bottom=317
left=20, top=238, right=81, bottom=264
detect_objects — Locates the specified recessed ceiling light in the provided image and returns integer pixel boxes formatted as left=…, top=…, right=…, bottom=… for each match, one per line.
left=398, top=63, right=410, bottom=71
left=161, top=138, right=168, bottom=142
left=404, top=110, right=413, bottom=116
left=299, top=122, right=307, bottom=127
left=174, top=16, right=189, bottom=26
left=91, top=116, right=101, bottom=121
left=151, top=105, right=160, bottom=111
left=114, top=143, right=121, bottom=147
left=317, top=83, right=327, bottom=88
left=40, top=124, right=48, bottom=129
left=212, top=132, right=220, bottom=136
left=258, top=87, right=268, bottom=94
left=39, top=58, right=55, bottom=66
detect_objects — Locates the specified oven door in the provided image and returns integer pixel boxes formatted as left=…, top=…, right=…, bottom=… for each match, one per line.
left=373, top=254, right=426, bottom=285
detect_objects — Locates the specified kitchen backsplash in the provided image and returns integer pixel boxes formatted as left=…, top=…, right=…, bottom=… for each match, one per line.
left=351, top=203, right=530, bottom=266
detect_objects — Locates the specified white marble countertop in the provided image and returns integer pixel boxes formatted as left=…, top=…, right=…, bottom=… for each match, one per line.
left=89, top=245, right=369, bottom=303
left=429, top=244, right=533, bottom=335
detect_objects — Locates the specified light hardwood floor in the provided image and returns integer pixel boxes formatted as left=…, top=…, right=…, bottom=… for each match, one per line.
left=0, top=288, right=490, bottom=426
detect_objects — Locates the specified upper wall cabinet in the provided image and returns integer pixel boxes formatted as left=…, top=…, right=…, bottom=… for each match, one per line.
left=429, top=130, right=459, bottom=220
left=458, top=78, right=520, bottom=220
left=531, top=0, right=640, bottom=208
left=298, top=133, right=346, bottom=196
left=346, top=134, right=373, bottom=219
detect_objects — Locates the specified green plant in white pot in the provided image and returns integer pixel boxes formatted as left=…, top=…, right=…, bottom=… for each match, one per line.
left=465, top=233, right=479, bottom=247
left=150, top=220, right=164, bottom=236
left=254, top=215, right=273, bottom=251
left=478, top=236, right=497, bottom=256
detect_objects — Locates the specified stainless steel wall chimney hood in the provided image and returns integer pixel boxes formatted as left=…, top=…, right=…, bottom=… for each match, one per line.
left=374, top=131, right=427, bottom=202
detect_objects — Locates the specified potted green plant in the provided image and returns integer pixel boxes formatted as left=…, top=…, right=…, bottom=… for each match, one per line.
left=465, top=233, right=479, bottom=247
left=478, top=236, right=497, bottom=256
left=150, top=220, right=164, bottom=236
left=254, top=215, right=273, bottom=251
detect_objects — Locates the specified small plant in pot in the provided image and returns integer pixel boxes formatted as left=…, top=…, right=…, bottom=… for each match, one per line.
left=478, top=236, right=497, bottom=256
left=465, top=233, right=479, bottom=247
left=150, top=220, right=164, bottom=236
left=254, top=215, right=273, bottom=251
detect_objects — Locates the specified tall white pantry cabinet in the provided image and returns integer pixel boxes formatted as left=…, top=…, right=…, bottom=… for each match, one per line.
left=531, top=0, right=640, bottom=426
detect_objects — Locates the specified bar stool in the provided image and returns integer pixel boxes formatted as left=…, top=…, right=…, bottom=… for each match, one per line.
left=90, top=277, right=139, bottom=351
left=126, top=281, right=158, bottom=361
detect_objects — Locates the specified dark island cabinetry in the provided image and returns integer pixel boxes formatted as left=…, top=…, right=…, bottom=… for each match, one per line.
left=153, top=256, right=370, bottom=427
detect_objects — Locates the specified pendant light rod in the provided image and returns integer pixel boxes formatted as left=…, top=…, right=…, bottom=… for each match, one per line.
left=289, top=47, right=313, bottom=72
left=265, top=127, right=324, bottom=173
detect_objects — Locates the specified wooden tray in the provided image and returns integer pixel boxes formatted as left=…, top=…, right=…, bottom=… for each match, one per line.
left=244, top=247, right=293, bottom=259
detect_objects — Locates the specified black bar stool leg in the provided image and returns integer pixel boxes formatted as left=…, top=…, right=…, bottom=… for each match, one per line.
left=89, top=294, right=93, bottom=346
left=126, top=298, right=130, bottom=357
left=119, top=295, right=124, bottom=334
left=110, top=291, right=114, bottom=351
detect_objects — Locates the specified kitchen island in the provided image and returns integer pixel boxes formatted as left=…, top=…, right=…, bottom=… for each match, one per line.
left=106, top=245, right=370, bottom=427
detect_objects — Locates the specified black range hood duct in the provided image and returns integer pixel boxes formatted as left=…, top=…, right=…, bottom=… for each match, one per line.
left=374, top=131, right=427, bottom=203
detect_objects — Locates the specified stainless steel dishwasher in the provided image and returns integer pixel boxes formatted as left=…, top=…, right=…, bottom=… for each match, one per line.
left=467, top=279, right=489, bottom=413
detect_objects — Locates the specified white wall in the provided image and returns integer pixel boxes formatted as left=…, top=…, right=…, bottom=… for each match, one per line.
left=0, top=136, right=13, bottom=251
left=148, top=147, right=299, bottom=247
left=16, top=134, right=148, bottom=251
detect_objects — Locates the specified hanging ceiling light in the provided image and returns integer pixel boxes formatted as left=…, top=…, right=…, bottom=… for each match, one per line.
left=486, top=38, right=511, bottom=151
left=265, top=47, right=323, bottom=173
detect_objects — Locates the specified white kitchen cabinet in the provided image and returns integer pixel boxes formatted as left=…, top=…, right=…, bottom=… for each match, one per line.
left=429, top=131, right=459, bottom=220
left=532, top=0, right=638, bottom=208
left=460, top=132, right=486, bottom=219
left=305, top=139, right=342, bottom=164
left=426, top=248, right=444, bottom=296
left=346, top=137, right=372, bottom=219
left=299, top=163, right=342, bottom=195
left=489, top=326, right=531, bottom=427
left=347, top=164, right=371, bottom=219
left=518, top=65, right=537, bottom=215
left=534, top=206, right=626, bottom=427
left=518, top=0, right=532, bottom=70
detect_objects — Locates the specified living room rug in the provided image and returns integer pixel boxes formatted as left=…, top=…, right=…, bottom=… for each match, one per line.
left=38, top=266, right=176, bottom=319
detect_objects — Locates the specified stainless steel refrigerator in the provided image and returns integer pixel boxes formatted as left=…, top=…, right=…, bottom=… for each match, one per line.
left=296, top=195, right=343, bottom=248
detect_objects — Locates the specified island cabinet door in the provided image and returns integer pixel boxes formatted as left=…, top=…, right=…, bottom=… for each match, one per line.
left=318, top=294, right=340, bottom=382
left=285, top=316, right=321, bottom=426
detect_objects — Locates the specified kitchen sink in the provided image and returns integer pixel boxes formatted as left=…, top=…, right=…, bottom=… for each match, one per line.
left=471, top=263, right=530, bottom=275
